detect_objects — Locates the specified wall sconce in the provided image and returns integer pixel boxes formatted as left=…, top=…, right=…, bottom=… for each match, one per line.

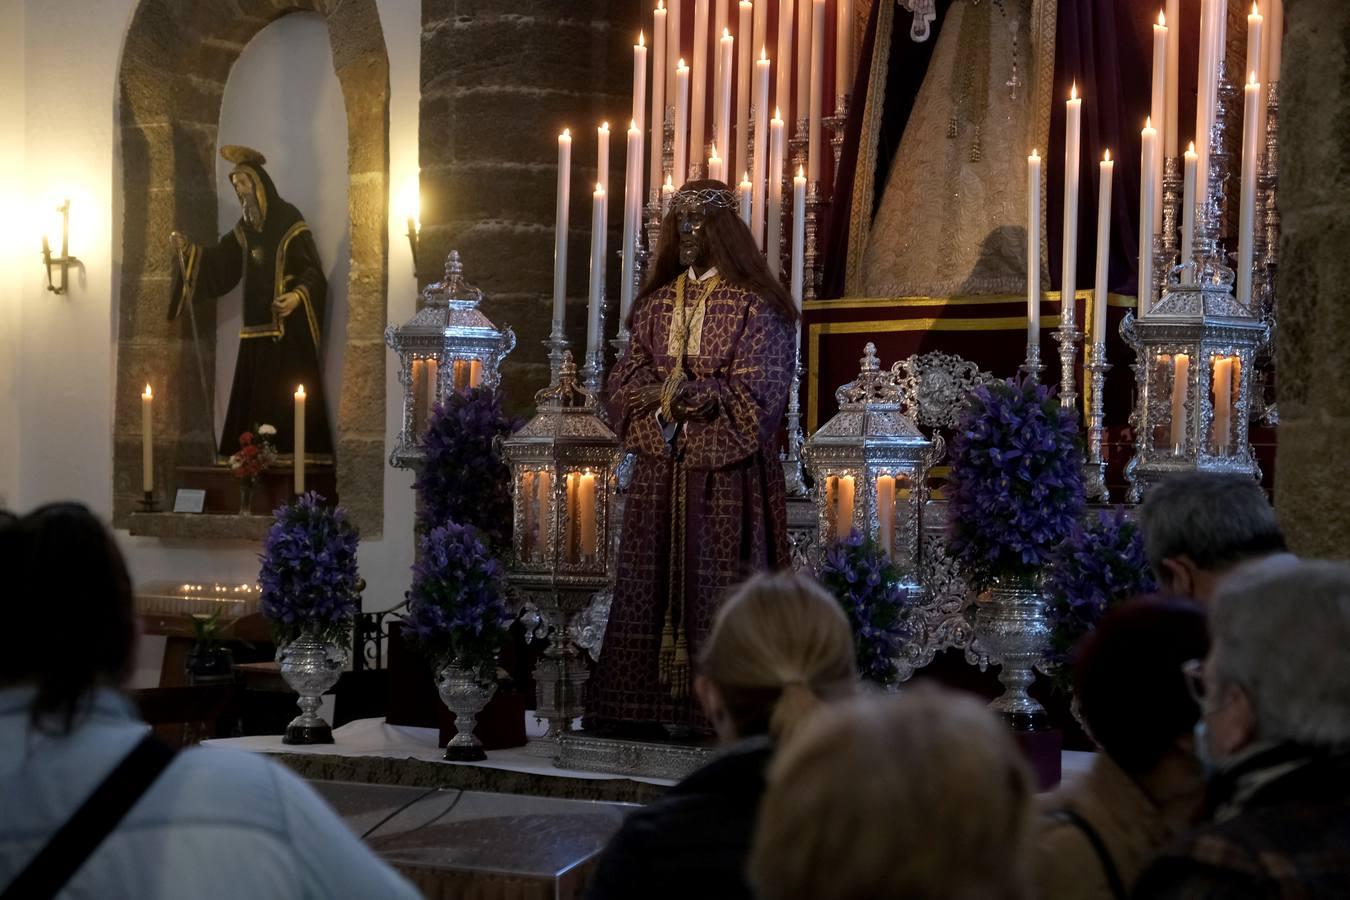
left=41, top=198, right=80, bottom=295
left=400, top=173, right=421, bottom=277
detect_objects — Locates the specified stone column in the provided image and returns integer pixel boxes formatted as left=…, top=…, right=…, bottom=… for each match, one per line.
left=1273, top=0, right=1350, bottom=559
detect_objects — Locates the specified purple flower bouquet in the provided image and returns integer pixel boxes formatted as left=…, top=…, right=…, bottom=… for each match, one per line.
left=259, top=491, right=362, bottom=646
left=946, top=376, right=1086, bottom=590
left=404, top=521, right=514, bottom=674
left=816, top=530, right=914, bottom=686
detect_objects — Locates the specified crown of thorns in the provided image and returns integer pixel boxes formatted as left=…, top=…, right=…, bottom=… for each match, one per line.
left=673, top=187, right=738, bottom=211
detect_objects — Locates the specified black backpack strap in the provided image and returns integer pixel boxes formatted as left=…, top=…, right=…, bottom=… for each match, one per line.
left=1053, top=808, right=1128, bottom=900
left=1, top=733, right=175, bottom=900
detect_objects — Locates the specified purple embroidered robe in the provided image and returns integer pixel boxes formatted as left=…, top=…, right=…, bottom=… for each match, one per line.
left=589, top=276, right=795, bottom=726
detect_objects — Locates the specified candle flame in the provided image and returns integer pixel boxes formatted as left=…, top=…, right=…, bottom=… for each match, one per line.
left=797, top=164, right=804, bottom=178
left=1188, top=140, right=1196, bottom=153
left=742, top=170, right=751, bottom=184
left=678, top=57, right=687, bottom=69
left=296, top=385, right=306, bottom=397
left=1158, top=10, right=1166, bottom=26
left=561, top=127, right=571, bottom=138
left=1104, top=149, right=1111, bottom=162
left=710, top=142, right=720, bottom=159
left=1070, top=82, right=1078, bottom=100
left=724, top=27, right=731, bottom=39
left=1250, top=70, right=1259, bottom=86
left=1030, top=147, right=1039, bottom=159
left=773, top=105, right=781, bottom=120
left=658, top=0, right=664, bottom=8
left=596, top=183, right=605, bottom=195
left=600, top=121, right=609, bottom=132
left=639, top=31, right=645, bottom=46
left=631, top=118, right=638, bottom=131
left=665, top=174, right=674, bottom=188
left=761, top=46, right=768, bottom=61
left=1251, top=1, right=1259, bottom=14
left=143, top=384, right=152, bottom=399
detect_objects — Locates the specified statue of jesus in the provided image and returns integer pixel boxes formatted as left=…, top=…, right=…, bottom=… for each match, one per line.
left=589, top=180, right=798, bottom=731
left=169, top=145, right=333, bottom=460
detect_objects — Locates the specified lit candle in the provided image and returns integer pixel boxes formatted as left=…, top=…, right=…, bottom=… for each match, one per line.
left=1237, top=73, right=1261, bottom=307
left=1027, top=148, right=1042, bottom=350
left=1181, top=142, right=1198, bottom=276
left=751, top=48, right=771, bottom=248
left=535, top=468, right=553, bottom=556
left=578, top=469, right=598, bottom=557
left=1093, top=150, right=1113, bottom=346
left=808, top=0, right=825, bottom=182
left=469, top=360, right=482, bottom=389
left=652, top=4, right=668, bottom=189
left=453, top=359, right=470, bottom=392
left=411, top=358, right=427, bottom=426
left=716, top=29, right=735, bottom=177
left=708, top=143, right=724, bottom=182
left=674, top=59, right=691, bottom=183
left=1061, top=84, right=1082, bottom=330
left=662, top=173, right=675, bottom=213
left=586, top=184, right=606, bottom=358
left=775, top=0, right=792, bottom=132
left=426, top=357, right=440, bottom=415
left=141, top=384, right=154, bottom=494
left=1139, top=118, right=1158, bottom=316
left=1246, top=4, right=1266, bottom=170
left=552, top=128, right=572, bottom=334
left=736, top=2, right=753, bottom=179
left=834, top=474, right=855, bottom=538
left=621, top=121, right=643, bottom=325
left=876, top=474, right=896, bottom=559
left=1170, top=354, right=1189, bottom=453
left=790, top=165, right=806, bottom=308
left=1150, top=13, right=1167, bottom=231
left=691, top=0, right=710, bottom=175
left=294, top=385, right=306, bottom=494
left=1213, top=356, right=1236, bottom=455
left=597, top=121, right=610, bottom=199
left=767, top=108, right=785, bottom=276
left=633, top=31, right=648, bottom=136
left=836, top=0, right=854, bottom=105
left=1165, top=0, right=1179, bottom=157
left=752, top=0, right=768, bottom=88
left=739, top=171, right=753, bottom=223
left=795, top=0, right=811, bottom=134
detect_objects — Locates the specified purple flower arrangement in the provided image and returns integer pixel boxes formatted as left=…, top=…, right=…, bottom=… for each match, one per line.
left=259, top=491, right=362, bottom=646
left=1045, top=507, right=1157, bottom=682
left=404, top=521, right=514, bottom=672
left=946, top=376, right=1086, bottom=589
left=816, top=530, right=914, bottom=686
left=414, top=387, right=521, bottom=551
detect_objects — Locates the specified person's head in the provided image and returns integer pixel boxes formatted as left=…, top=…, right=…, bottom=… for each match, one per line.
left=1197, top=560, right=1350, bottom=768
left=1074, top=598, right=1210, bottom=779
left=695, top=571, right=857, bottom=744
left=750, top=687, right=1034, bottom=900
left=1139, top=472, right=1288, bottom=601
left=0, top=503, right=138, bottom=733
left=633, top=179, right=798, bottom=326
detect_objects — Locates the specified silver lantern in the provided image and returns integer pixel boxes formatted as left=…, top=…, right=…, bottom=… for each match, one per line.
left=500, top=352, right=621, bottom=752
left=385, top=249, right=516, bottom=468
left=802, top=342, right=942, bottom=585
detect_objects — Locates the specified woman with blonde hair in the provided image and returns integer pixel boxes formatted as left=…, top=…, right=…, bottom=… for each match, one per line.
left=584, top=570, right=858, bottom=900
left=750, top=686, right=1036, bottom=900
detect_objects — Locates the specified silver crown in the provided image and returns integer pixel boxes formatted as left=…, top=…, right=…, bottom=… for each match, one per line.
left=672, top=187, right=737, bottom=212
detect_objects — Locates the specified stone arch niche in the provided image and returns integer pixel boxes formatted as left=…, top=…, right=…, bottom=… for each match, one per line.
left=114, top=0, right=389, bottom=537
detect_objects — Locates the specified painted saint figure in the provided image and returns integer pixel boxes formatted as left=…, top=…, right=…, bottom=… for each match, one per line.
left=590, top=181, right=797, bottom=730
left=170, top=145, right=333, bottom=459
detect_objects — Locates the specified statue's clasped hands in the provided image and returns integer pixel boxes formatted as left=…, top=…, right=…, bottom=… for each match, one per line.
left=272, top=290, right=303, bottom=318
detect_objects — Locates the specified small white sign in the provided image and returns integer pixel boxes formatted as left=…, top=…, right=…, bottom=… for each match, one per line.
left=173, top=489, right=207, bottom=514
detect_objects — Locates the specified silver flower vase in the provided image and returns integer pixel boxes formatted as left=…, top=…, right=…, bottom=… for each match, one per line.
left=969, top=576, right=1051, bottom=732
left=278, top=629, right=348, bottom=744
left=437, top=662, right=498, bottom=762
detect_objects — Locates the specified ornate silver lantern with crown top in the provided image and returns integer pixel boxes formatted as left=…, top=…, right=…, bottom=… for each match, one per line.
left=500, top=352, right=621, bottom=753
left=385, top=249, right=516, bottom=468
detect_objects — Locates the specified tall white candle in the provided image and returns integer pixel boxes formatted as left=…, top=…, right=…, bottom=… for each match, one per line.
left=775, top=0, right=793, bottom=131
left=1195, top=0, right=1218, bottom=219
left=1061, top=84, right=1082, bottom=330
left=736, top=2, right=753, bottom=180
left=808, top=0, right=825, bottom=182
left=552, top=129, right=572, bottom=334
left=1027, top=149, right=1041, bottom=349
left=790, top=165, right=806, bottom=306
left=597, top=121, right=611, bottom=198
left=1265, top=0, right=1282, bottom=85
left=1093, top=150, right=1114, bottom=346
left=1237, top=73, right=1261, bottom=307
left=1151, top=13, right=1167, bottom=231
left=752, top=0, right=768, bottom=87
left=141, top=384, right=154, bottom=493
left=767, top=109, right=785, bottom=275
left=691, top=0, right=710, bottom=173
left=739, top=171, right=753, bottom=223
left=667, top=0, right=682, bottom=108
left=716, top=29, right=735, bottom=174
left=1165, top=0, right=1180, bottom=157
left=715, top=0, right=728, bottom=91
left=675, top=59, right=691, bottom=183
left=652, top=4, right=668, bottom=189
left=795, top=0, right=811, bottom=132
left=662, top=174, right=675, bottom=214
left=751, top=49, right=770, bottom=248
left=620, top=122, right=643, bottom=325
left=1139, top=119, right=1158, bottom=316
left=836, top=0, right=854, bottom=104
left=586, top=185, right=606, bottom=357
left=1170, top=354, right=1189, bottom=453
left=1181, top=143, right=1198, bottom=275
left=1213, top=356, right=1235, bottom=454
left=294, top=385, right=306, bottom=494
left=1246, top=4, right=1266, bottom=159
left=633, top=32, right=648, bottom=136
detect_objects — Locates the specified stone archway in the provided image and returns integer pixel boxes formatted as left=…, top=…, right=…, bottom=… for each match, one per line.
left=113, top=0, right=389, bottom=536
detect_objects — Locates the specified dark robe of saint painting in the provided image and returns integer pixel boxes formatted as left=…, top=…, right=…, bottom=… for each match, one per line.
left=589, top=182, right=796, bottom=730
left=170, top=145, right=334, bottom=459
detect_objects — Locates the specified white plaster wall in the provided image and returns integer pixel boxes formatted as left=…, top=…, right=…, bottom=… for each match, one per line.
left=9, top=0, right=420, bottom=640
left=0, top=0, right=24, bottom=510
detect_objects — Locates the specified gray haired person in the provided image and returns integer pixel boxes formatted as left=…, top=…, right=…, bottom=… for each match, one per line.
left=1135, top=560, right=1350, bottom=898
left=1138, top=472, right=1291, bottom=603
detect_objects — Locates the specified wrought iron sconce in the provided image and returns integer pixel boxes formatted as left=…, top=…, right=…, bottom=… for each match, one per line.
left=41, top=198, right=80, bottom=295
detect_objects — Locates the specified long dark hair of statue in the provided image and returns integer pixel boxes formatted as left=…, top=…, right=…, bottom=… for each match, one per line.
left=629, top=179, right=799, bottom=328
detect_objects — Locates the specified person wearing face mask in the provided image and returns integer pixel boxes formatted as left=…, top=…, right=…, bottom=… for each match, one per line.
left=1137, top=472, right=1293, bottom=604
left=1033, top=599, right=1210, bottom=900
left=169, top=145, right=333, bottom=460
left=587, top=180, right=798, bottom=733
left=1134, top=560, right=1350, bottom=898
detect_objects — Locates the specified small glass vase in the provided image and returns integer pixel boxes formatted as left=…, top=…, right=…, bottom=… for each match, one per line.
left=436, top=661, right=498, bottom=762
left=239, top=479, right=256, bottom=515
left=278, top=629, right=349, bottom=745
left=971, top=575, right=1051, bottom=731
